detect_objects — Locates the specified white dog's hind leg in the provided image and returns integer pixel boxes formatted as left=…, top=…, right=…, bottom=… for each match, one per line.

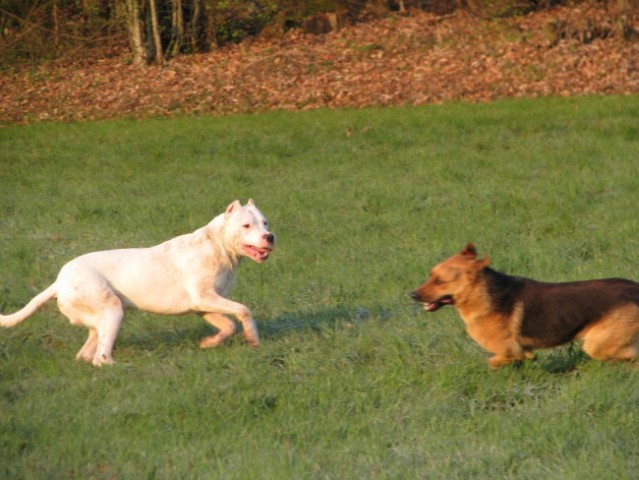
left=199, top=312, right=237, bottom=348
left=57, top=270, right=125, bottom=366
left=76, top=328, right=98, bottom=363
left=92, top=308, right=124, bottom=367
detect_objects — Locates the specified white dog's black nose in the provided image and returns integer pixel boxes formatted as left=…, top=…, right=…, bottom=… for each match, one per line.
left=264, top=233, right=275, bottom=244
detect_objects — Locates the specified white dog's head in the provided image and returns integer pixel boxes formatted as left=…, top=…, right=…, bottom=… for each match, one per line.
left=223, top=199, right=275, bottom=263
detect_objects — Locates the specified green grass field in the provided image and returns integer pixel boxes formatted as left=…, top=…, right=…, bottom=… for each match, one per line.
left=1, top=96, right=639, bottom=479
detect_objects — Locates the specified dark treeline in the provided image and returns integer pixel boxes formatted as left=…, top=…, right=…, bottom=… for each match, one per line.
left=0, top=0, right=636, bottom=65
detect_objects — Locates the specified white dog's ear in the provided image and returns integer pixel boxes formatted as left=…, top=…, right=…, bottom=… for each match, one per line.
left=225, top=200, right=242, bottom=217
left=247, top=198, right=256, bottom=207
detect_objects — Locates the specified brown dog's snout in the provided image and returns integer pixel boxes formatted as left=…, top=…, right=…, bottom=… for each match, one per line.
left=409, top=290, right=421, bottom=302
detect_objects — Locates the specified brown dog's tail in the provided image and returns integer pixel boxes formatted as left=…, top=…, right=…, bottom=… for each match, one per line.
left=0, top=283, right=57, bottom=327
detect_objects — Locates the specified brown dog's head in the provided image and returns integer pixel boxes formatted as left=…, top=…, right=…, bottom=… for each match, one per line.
left=410, top=243, right=491, bottom=312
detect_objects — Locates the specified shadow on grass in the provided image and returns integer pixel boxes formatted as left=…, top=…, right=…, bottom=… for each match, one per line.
left=115, top=310, right=597, bottom=375
left=259, top=306, right=391, bottom=340
left=537, top=344, right=591, bottom=374
left=118, top=306, right=391, bottom=352
left=502, top=343, right=590, bottom=374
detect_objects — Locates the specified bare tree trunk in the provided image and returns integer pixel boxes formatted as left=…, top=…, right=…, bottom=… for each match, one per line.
left=148, top=0, right=163, bottom=64
left=206, top=6, right=216, bottom=49
left=52, top=0, right=60, bottom=48
left=122, top=0, right=211, bottom=63
left=190, top=0, right=208, bottom=51
left=169, top=0, right=184, bottom=56
left=125, top=0, right=147, bottom=64
left=615, top=0, right=637, bottom=39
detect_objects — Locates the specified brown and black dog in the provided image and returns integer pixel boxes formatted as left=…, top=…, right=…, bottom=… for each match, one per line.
left=410, top=243, right=639, bottom=368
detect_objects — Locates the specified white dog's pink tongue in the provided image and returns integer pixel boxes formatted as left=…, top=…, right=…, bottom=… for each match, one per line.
left=244, top=245, right=271, bottom=262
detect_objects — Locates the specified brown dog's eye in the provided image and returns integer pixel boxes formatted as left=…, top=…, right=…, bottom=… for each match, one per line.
left=434, top=277, right=444, bottom=285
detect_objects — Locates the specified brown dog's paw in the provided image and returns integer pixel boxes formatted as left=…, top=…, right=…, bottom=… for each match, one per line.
left=488, top=353, right=535, bottom=369
left=487, top=355, right=515, bottom=368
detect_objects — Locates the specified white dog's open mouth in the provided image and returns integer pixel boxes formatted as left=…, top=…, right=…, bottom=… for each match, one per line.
left=243, top=245, right=272, bottom=263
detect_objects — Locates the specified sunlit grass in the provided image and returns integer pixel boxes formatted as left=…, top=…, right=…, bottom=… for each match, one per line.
left=1, top=95, right=639, bottom=478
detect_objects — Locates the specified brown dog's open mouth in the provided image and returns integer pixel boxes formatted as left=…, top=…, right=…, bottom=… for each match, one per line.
left=243, top=245, right=272, bottom=263
left=422, top=295, right=454, bottom=312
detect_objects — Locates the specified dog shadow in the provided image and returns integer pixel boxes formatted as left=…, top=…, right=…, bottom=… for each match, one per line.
left=118, top=311, right=594, bottom=375
left=259, top=306, right=389, bottom=340
left=533, top=344, right=591, bottom=374
left=119, top=306, right=387, bottom=353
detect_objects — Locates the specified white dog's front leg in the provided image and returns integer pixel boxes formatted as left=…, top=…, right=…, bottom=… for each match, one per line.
left=199, top=312, right=236, bottom=348
left=197, top=297, right=259, bottom=347
left=238, top=307, right=259, bottom=347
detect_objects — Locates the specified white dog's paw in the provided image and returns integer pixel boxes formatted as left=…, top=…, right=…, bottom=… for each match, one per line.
left=75, top=352, right=94, bottom=363
left=199, top=334, right=227, bottom=348
left=92, top=353, right=115, bottom=367
left=243, top=332, right=260, bottom=348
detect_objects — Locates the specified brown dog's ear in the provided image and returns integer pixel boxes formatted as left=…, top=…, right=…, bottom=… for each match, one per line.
left=460, top=243, right=477, bottom=258
left=476, top=256, right=491, bottom=270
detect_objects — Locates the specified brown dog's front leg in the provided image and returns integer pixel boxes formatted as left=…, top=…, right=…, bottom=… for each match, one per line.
left=487, top=349, right=534, bottom=368
left=487, top=355, right=517, bottom=368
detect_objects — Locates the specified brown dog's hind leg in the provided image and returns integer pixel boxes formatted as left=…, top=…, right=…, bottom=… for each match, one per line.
left=583, top=337, right=638, bottom=361
left=581, top=305, right=639, bottom=362
left=614, top=345, right=639, bottom=361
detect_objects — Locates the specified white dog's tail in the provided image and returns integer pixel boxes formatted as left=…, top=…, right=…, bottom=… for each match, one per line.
left=0, top=283, right=57, bottom=327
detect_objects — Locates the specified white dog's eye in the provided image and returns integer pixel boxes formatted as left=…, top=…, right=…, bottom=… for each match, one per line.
left=243, top=224, right=250, bottom=229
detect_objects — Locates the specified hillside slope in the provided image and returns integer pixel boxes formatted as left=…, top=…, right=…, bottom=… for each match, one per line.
left=1, top=5, right=638, bottom=124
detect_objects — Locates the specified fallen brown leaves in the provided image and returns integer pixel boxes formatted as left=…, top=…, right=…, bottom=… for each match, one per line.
left=2, top=5, right=639, bottom=124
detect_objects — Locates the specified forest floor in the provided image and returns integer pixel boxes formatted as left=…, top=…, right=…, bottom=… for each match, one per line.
left=1, top=4, right=639, bottom=125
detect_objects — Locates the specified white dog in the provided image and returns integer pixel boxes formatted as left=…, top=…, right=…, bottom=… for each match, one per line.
left=0, top=199, right=275, bottom=366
